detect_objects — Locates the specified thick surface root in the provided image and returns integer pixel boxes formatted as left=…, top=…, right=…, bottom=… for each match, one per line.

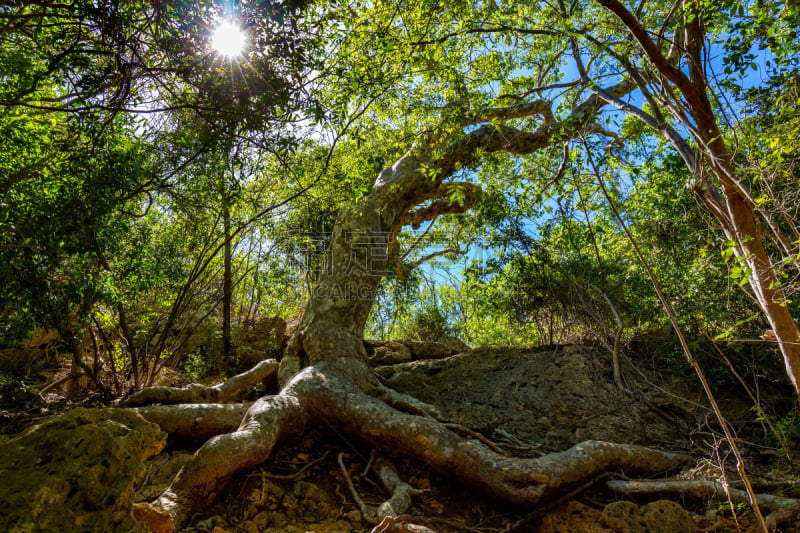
left=138, top=394, right=307, bottom=531
left=606, top=478, right=800, bottom=513
left=133, top=402, right=252, bottom=440
left=304, top=360, right=687, bottom=506
left=367, top=379, right=441, bottom=419
left=133, top=359, right=688, bottom=532
left=123, top=359, right=278, bottom=407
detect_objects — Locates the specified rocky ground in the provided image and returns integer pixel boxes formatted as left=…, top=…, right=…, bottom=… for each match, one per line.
left=2, top=343, right=799, bottom=532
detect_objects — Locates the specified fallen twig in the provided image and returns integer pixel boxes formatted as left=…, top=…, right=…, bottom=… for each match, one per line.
left=254, top=450, right=329, bottom=480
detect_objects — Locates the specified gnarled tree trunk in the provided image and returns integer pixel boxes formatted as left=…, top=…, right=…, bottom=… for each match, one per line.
left=132, top=89, right=691, bottom=533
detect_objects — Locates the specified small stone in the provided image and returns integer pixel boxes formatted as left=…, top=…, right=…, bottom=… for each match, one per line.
left=293, top=480, right=327, bottom=502
left=603, top=501, right=638, bottom=531
left=530, top=472, right=549, bottom=483
left=241, top=520, right=259, bottom=533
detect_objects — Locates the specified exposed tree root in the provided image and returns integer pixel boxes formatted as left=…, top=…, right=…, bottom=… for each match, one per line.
left=136, top=393, right=307, bottom=531
left=367, top=379, right=441, bottom=419
left=133, top=403, right=252, bottom=440
left=504, top=472, right=618, bottom=532
left=606, top=479, right=800, bottom=533
left=339, top=452, right=375, bottom=523
left=339, top=449, right=441, bottom=532
left=605, top=479, right=800, bottom=513
left=606, top=478, right=800, bottom=531
left=371, top=516, right=438, bottom=533
left=443, top=422, right=508, bottom=455
left=132, top=359, right=688, bottom=532
left=258, top=450, right=330, bottom=480
left=759, top=507, right=800, bottom=533
left=123, top=359, right=278, bottom=407
left=306, top=361, right=687, bottom=505
left=374, top=458, right=424, bottom=520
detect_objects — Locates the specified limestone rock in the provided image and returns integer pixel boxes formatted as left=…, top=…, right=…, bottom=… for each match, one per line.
left=137, top=451, right=194, bottom=501
left=0, top=327, right=61, bottom=373
left=405, top=340, right=454, bottom=360
left=378, top=345, right=689, bottom=451
left=0, top=407, right=167, bottom=533
left=236, top=348, right=274, bottom=372
left=236, top=316, right=287, bottom=353
left=441, top=335, right=470, bottom=353
left=236, top=316, right=287, bottom=370
left=540, top=500, right=613, bottom=533
left=364, top=340, right=413, bottom=365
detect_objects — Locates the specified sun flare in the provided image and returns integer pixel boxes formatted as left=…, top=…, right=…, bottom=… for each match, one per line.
left=211, top=21, right=246, bottom=57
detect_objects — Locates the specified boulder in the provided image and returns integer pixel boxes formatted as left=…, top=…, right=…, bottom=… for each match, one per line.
left=440, top=335, right=470, bottom=353
left=0, top=407, right=166, bottom=533
left=236, top=316, right=287, bottom=354
left=405, top=340, right=454, bottom=360
left=236, top=317, right=287, bottom=370
left=364, top=340, right=413, bottom=365
left=378, top=345, right=689, bottom=450
left=362, top=337, right=470, bottom=365
left=0, top=327, right=61, bottom=373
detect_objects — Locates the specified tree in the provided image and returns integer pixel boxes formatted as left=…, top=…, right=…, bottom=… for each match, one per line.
left=130, top=2, right=703, bottom=530
left=591, top=0, right=800, bottom=398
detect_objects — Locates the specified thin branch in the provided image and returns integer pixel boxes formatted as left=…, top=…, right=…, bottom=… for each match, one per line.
left=581, top=137, right=768, bottom=532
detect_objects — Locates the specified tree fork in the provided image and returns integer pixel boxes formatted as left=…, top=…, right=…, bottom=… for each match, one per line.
left=134, top=392, right=308, bottom=532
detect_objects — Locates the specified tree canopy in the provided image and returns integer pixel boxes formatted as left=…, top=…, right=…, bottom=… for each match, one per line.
left=2, top=0, right=799, bottom=390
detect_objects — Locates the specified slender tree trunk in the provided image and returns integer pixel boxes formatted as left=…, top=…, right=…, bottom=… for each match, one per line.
left=222, top=204, right=233, bottom=369
left=704, top=149, right=800, bottom=395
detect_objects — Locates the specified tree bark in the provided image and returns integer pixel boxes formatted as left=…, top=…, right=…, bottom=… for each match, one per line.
left=134, top=402, right=252, bottom=440
left=222, top=203, right=233, bottom=369
left=605, top=479, right=800, bottom=514
left=123, top=358, right=277, bottom=407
